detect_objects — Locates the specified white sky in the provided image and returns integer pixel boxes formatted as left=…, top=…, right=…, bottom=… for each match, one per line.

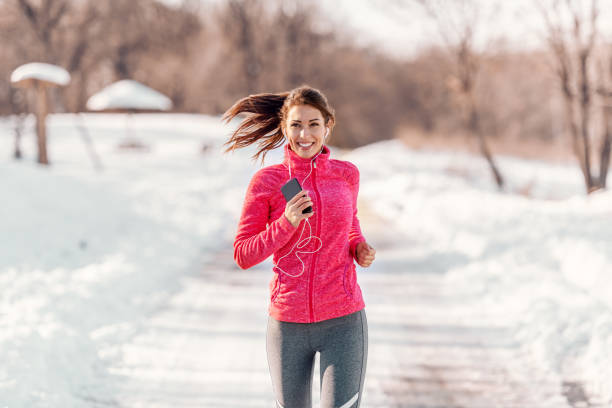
left=317, top=0, right=612, bottom=58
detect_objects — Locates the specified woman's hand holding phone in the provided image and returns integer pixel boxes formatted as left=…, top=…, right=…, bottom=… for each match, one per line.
left=284, top=192, right=314, bottom=227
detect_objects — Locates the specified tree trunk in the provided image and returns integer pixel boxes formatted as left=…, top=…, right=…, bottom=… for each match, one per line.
left=578, top=53, right=594, bottom=191
left=600, top=106, right=611, bottom=188
left=36, top=83, right=49, bottom=165
left=13, top=114, right=24, bottom=160
left=561, top=91, right=591, bottom=192
left=9, top=88, right=25, bottom=160
left=115, top=45, right=131, bottom=80
left=469, top=104, right=504, bottom=189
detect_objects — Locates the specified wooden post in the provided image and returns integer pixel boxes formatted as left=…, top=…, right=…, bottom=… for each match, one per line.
left=36, top=81, right=49, bottom=165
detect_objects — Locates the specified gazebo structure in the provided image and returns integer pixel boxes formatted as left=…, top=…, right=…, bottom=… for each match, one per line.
left=10, top=62, right=71, bottom=165
left=86, top=80, right=173, bottom=150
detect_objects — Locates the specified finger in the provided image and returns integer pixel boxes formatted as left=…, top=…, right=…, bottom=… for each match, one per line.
left=289, top=191, right=309, bottom=205
left=361, top=250, right=374, bottom=260
left=288, top=201, right=309, bottom=215
left=298, top=202, right=313, bottom=212
left=299, top=197, right=313, bottom=209
left=358, top=255, right=372, bottom=264
left=293, top=195, right=312, bottom=209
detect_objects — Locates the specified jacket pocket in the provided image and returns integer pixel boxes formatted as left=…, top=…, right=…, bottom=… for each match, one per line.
left=343, top=262, right=355, bottom=300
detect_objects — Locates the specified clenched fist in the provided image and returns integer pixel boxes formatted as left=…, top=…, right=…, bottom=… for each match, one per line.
left=355, top=242, right=376, bottom=267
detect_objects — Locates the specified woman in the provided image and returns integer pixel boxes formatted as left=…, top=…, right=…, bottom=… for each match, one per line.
left=224, top=85, right=376, bottom=408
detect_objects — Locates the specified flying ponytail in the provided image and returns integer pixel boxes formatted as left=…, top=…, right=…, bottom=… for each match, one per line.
left=223, top=86, right=335, bottom=163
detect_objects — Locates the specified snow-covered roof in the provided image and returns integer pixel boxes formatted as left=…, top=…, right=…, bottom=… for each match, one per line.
left=10, top=62, right=71, bottom=86
left=86, top=80, right=173, bottom=112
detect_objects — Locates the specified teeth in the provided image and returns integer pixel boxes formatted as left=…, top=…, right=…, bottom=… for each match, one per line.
left=298, top=142, right=313, bottom=147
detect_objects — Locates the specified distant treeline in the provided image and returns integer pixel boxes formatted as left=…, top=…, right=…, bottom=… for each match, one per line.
left=0, top=0, right=609, bottom=167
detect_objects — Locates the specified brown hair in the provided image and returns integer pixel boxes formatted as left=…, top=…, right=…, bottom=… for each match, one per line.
left=222, top=85, right=335, bottom=162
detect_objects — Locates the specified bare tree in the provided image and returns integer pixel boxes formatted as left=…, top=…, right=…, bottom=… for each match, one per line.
left=537, top=0, right=609, bottom=192
left=8, top=87, right=27, bottom=160
left=596, top=45, right=612, bottom=188
left=215, top=0, right=264, bottom=94
left=15, top=0, right=70, bottom=63
left=100, top=0, right=201, bottom=81
left=271, top=1, right=330, bottom=88
left=390, top=0, right=505, bottom=188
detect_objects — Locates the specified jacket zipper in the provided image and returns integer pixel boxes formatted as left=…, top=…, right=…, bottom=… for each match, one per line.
left=308, top=159, right=321, bottom=322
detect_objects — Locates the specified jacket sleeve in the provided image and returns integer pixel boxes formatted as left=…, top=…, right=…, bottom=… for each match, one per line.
left=233, top=170, right=297, bottom=269
left=347, top=164, right=367, bottom=260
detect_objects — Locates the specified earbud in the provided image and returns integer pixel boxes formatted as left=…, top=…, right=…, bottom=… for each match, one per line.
left=324, top=128, right=329, bottom=139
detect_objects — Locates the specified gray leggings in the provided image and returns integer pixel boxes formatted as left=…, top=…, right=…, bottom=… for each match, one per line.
left=266, top=309, right=368, bottom=408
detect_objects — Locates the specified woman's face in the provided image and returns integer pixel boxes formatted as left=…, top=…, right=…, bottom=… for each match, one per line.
left=284, top=104, right=327, bottom=159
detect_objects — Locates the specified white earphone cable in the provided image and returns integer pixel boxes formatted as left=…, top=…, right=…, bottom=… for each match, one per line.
left=274, top=147, right=324, bottom=278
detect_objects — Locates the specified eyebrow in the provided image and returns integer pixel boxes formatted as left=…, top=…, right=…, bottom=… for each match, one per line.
left=290, top=119, right=321, bottom=123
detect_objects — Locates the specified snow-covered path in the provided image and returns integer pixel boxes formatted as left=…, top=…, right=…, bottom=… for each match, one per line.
left=91, top=200, right=576, bottom=408
left=95, top=250, right=273, bottom=407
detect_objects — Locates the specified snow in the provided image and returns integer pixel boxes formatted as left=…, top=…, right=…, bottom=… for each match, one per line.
left=86, top=80, right=173, bottom=111
left=10, top=62, right=71, bottom=86
left=344, top=140, right=612, bottom=405
left=1, top=113, right=611, bottom=406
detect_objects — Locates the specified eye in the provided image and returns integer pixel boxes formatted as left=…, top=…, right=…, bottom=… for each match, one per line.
left=291, top=123, right=300, bottom=128
left=310, top=123, right=319, bottom=127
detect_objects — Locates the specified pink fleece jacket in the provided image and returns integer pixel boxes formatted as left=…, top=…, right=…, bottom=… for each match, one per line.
left=233, top=143, right=367, bottom=323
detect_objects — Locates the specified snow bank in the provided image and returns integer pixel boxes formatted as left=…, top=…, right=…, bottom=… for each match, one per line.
left=0, top=113, right=261, bottom=406
left=345, top=139, right=612, bottom=404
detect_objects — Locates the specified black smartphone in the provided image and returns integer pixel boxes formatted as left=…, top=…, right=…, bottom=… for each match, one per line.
left=281, top=178, right=312, bottom=214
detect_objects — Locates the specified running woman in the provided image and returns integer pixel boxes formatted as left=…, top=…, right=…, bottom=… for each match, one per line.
left=224, top=85, right=376, bottom=408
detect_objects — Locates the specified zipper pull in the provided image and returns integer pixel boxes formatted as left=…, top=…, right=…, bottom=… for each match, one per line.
left=313, top=160, right=317, bottom=169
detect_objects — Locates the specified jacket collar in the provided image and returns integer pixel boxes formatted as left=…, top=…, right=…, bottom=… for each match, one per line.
left=282, top=143, right=330, bottom=174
